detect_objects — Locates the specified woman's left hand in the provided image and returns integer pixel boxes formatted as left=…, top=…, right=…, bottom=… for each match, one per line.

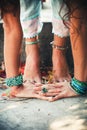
left=34, top=81, right=77, bottom=101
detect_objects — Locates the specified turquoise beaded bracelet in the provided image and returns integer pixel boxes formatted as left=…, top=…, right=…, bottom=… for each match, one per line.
left=70, top=77, right=87, bottom=95
left=25, top=40, right=39, bottom=45
left=5, top=74, right=23, bottom=87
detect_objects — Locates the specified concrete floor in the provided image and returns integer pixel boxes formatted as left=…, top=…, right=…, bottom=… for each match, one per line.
left=0, top=93, right=87, bottom=130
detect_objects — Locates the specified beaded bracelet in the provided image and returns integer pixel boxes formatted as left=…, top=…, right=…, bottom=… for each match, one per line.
left=70, top=77, right=87, bottom=95
left=5, top=74, right=23, bottom=87
left=50, top=41, right=68, bottom=51
left=25, top=40, right=39, bottom=45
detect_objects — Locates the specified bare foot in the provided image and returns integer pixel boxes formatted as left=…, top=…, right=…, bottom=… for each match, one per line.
left=34, top=81, right=78, bottom=101
left=52, top=50, right=71, bottom=82
left=24, top=45, right=41, bottom=83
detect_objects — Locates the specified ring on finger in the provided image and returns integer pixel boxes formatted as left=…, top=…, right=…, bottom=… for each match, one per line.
left=41, top=86, right=48, bottom=93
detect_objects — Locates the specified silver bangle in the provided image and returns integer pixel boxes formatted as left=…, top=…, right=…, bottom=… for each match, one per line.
left=50, top=41, right=68, bottom=50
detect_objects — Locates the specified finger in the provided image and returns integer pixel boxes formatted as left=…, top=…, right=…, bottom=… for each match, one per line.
left=48, top=88, right=61, bottom=93
left=42, top=93, right=59, bottom=97
left=33, top=84, right=53, bottom=91
left=36, top=91, right=60, bottom=97
left=34, top=86, right=42, bottom=91
left=38, top=84, right=58, bottom=90
left=48, top=84, right=63, bottom=88
left=36, top=88, right=61, bottom=95
left=35, top=94, right=52, bottom=101
left=49, top=93, right=64, bottom=102
left=34, top=83, right=42, bottom=86
left=33, top=90, right=41, bottom=94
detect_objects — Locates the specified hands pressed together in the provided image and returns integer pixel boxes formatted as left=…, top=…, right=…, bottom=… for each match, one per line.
left=4, top=80, right=77, bottom=102
left=2, top=80, right=77, bottom=101
left=32, top=81, right=77, bottom=101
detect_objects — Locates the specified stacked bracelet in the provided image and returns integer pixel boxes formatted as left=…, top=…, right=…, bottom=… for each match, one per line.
left=25, top=40, right=39, bottom=45
left=50, top=41, right=68, bottom=51
left=5, top=74, right=23, bottom=87
left=70, top=77, right=87, bottom=95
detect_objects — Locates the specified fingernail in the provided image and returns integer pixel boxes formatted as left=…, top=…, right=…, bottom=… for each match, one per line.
left=48, top=97, right=53, bottom=102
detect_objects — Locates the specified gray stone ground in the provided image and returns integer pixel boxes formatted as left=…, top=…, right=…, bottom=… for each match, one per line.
left=0, top=22, right=87, bottom=130
left=0, top=92, right=87, bottom=130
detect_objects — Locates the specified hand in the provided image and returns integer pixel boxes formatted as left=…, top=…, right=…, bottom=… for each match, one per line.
left=34, top=81, right=77, bottom=101
left=8, top=82, right=53, bottom=101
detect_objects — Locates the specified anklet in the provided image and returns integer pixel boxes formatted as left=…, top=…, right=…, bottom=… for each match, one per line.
left=50, top=41, right=68, bottom=50
left=5, top=74, right=23, bottom=87
left=70, top=77, right=87, bottom=95
left=26, top=40, right=39, bottom=45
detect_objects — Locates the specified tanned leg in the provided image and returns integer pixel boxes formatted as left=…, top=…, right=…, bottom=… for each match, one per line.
left=35, top=3, right=87, bottom=101
left=24, top=37, right=41, bottom=83
left=52, top=35, right=71, bottom=82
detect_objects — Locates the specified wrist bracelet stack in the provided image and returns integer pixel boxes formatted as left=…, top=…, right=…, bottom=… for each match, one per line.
left=5, top=74, right=23, bottom=87
left=70, top=77, right=87, bottom=95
